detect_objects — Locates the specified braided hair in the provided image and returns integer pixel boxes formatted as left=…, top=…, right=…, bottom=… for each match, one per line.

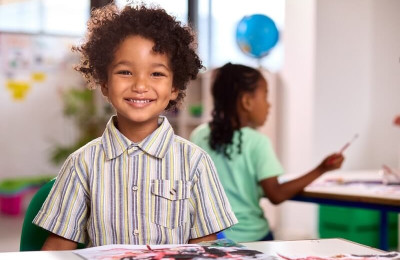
left=209, top=63, right=262, bottom=159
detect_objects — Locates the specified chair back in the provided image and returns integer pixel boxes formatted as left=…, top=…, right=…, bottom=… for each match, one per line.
left=20, top=179, right=56, bottom=251
left=19, top=178, right=85, bottom=251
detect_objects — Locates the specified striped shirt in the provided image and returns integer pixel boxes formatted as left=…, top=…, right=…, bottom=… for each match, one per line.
left=33, top=116, right=237, bottom=247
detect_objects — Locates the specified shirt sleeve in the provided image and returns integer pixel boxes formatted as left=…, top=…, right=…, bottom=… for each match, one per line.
left=32, top=155, right=90, bottom=244
left=188, top=152, right=238, bottom=239
left=252, top=134, right=284, bottom=181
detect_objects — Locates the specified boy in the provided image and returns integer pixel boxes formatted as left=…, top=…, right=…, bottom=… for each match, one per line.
left=33, top=4, right=237, bottom=250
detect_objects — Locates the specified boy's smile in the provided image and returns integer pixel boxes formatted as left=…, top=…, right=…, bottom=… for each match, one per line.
left=125, top=98, right=152, bottom=106
left=101, top=35, right=178, bottom=142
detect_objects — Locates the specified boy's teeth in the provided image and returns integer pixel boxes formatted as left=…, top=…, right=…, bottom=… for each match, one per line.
left=129, top=99, right=150, bottom=103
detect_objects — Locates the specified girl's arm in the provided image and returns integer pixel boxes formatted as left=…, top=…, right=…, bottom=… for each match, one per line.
left=188, top=233, right=217, bottom=244
left=260, top=153, right=344, bottom=205
left=41, top=233, right=78, bottom=251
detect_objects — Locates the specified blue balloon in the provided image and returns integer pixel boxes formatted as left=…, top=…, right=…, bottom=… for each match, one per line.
left=236, top=14, right=279, bottom=59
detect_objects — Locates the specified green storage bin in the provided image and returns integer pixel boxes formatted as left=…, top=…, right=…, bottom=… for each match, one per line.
left=319, top=205, right=398, bottom=250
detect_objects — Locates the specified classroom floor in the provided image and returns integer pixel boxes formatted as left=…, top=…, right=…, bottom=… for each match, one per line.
left=0, top=213, right=24, bottom=252
left=0, top=190, right=35, bottom=252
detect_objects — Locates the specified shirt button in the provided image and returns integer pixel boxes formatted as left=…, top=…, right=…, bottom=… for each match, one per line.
left=133, top=229, right=139, bottom=236
left=132, top=186, right=138, bottom=191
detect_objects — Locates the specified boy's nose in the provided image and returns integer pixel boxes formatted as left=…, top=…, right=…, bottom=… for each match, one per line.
left=132, top=76, right=148, bottom=93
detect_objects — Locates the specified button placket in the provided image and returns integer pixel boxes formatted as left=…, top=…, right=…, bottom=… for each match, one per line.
left=128, top=146, right=140, bottom=243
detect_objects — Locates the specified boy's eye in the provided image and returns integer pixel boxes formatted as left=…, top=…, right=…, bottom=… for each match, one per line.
left=152, top=72, right=166, bottom=77
left=117, top=70, right=132, bottom=75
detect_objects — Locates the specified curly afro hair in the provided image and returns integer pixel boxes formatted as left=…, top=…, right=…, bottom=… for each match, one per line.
left=72, top=3, right=203, bottom=110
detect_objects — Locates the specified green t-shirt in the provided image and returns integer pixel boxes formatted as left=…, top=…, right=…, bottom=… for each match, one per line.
left=190, top=123, right=283, bottom=242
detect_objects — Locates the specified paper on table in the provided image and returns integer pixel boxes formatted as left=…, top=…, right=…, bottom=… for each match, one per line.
left=74, top=244, right=400, bottom=260
left=73, top=243, right=270, bottom=260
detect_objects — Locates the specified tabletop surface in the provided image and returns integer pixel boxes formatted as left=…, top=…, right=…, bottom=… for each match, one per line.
left=242, top=238, right=384, bottom=255
left=0, top=238, right=385, bottom=260
left=291, top=170, right=400, bottom=206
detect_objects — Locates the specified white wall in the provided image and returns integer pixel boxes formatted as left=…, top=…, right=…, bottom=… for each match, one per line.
left=276, top=0, right=318, bottom=239
left=314, top=0, right=373, bottom=169
left=0, top=36, right=82, bottom=178
left=369, top=0, right=400, bottom=168
left=0, top=77, right=78, bottom=177
left=276, top=0, right=400, bottom=239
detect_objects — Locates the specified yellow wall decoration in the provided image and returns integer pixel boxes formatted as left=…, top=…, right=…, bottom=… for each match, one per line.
left=6, top=80, right=31, bottom=101
left=31, top=72, right=46, bottom=82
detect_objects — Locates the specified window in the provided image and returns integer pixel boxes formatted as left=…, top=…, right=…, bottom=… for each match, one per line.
left=0, top=0, right=89, bottom=36
left=199, top=0, right=284, bottom=71
left=115, top=0, right=188, bottom=24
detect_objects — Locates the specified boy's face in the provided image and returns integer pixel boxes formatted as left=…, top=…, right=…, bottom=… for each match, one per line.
left=102, top=35, right=178, bottom=131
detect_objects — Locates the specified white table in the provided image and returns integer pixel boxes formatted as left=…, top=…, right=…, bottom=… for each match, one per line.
left=289, top=170, right=400, bottom=250
left=242, top=238, right=384, bottom=256
left=0, top=238, right=384, bottom=260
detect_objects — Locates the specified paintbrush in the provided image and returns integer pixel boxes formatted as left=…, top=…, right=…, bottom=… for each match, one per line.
left=327, top=134, right=359, bottom=165
left=338, top=134, right=359, bottom=154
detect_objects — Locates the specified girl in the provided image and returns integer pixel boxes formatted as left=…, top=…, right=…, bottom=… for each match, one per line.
left=191, top=62, right=344, bottom=242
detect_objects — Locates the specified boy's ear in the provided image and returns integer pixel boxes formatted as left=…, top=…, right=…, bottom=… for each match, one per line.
left=101, top=83, right=109, bottom=97
left=170, top=87, right=179, bottom=100
left=240, top=92, right=254, bottom=112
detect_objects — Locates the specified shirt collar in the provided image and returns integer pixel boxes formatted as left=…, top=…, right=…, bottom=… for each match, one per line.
left=101, top=116, right=175, bottom=160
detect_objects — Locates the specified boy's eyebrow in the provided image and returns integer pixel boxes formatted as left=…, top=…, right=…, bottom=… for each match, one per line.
left=111, top=60, right=132, bottom=69
left=151, top=62, right=171, bottom=71
left=111, top=61, right=170, bottom=71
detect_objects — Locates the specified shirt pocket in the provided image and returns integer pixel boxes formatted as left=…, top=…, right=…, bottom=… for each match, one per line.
left=150, top=179, right=191, bottom=229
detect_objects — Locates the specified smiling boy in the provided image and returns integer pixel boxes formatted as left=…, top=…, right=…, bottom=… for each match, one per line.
left=33, top=4, right=237, bottom=250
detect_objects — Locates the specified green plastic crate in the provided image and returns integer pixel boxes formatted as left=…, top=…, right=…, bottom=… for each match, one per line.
left=319, top=205, right=398, bottom=250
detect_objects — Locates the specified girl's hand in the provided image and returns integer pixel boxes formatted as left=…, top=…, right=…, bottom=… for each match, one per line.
left=317, top=153, right=345, bottom=173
